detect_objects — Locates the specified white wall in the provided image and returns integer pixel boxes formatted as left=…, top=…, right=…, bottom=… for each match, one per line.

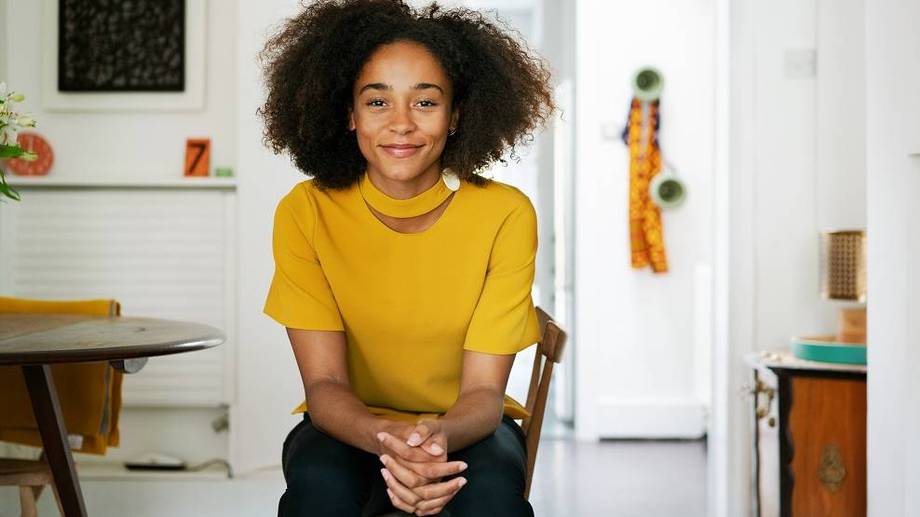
left=817, top=0, right=866, bottom=230
left=0, top=0, right=6, bottom=82
left=574, top=0, right=714, bottom=440
left=232, top=0, right=309, bottom=475
left=865, top=0, right=920, bottom=514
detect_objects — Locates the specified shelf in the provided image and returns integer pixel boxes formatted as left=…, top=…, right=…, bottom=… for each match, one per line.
left=4, top=176, right=237, bottom=190
left=75, top=461, right=232, bottom=481
left=744, top=350, right=867, bottom=374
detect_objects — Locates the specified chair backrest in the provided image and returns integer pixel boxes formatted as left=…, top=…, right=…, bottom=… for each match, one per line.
left=521, top=305, right=567, bottom=499
left=0, top=297, right=124, bottom=455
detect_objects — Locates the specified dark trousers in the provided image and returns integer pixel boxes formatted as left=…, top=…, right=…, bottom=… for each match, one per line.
left=278, top=413, right=535, bottom=517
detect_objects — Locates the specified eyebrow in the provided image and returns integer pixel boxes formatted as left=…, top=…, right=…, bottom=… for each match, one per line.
left=358, top=83, right=444, bottom=95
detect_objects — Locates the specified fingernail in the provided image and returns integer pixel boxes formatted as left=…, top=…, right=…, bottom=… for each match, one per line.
left=429, top=443, right=444, bottom=455
left=376, top=432, right=386, bottom=442
left=386, top=488, right=394, bottom=499
left=458, top=462, right=467, bottom=472
left=407, top=432, right=421, bottom=445
left=380, top=468, right=390, bottom=481
left=458, top=477, right=467, bottom=487
left=379, top=455, right=388, bottom=465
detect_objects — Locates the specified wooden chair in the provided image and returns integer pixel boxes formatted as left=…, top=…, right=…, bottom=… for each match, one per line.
left=521, top=305, right=567, bottom=499
left=0, top=297, right=124, bottom=517
left=376, top=305, right=567, bottom=515
left=0, top=455, right=59, bottom=517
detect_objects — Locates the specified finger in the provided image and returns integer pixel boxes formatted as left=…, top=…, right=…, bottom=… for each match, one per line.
left=419, top=435, right=445, bottom=456
left=380, top=442, right=443, bottom=479
left=415, top=488, right=462, bottom=513
left=379, top=454, right=428, bottom=489
left=386, top=487, right=416, bottom=514
left=406, top=422, right=433, bottom=447
left=381, top=468, right=422, bottom=507
left=378, top=432, right=440, bottom=462
left=416, top=505, right=447, bottom=517
left=382, top=454, right=467, bottom=481
left=414, top=476, right=467, bottom=502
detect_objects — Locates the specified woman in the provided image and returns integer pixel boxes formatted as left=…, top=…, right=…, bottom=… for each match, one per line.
left=260, top=1, right=554, bottom=515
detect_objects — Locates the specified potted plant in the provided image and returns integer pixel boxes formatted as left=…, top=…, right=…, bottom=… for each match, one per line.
left=0, top=82, right=38, bottom=202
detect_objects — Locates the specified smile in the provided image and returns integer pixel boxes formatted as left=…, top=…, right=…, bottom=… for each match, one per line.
left=380, top=144, right=423, bottom=158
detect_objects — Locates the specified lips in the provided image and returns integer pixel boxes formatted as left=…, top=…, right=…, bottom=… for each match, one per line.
left=380, top=143, right=423, bottom=158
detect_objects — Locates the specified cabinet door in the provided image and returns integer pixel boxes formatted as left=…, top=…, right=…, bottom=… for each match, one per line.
left=787, top=375, right=866, bottom=516
left=753, top=368, right=780, bottom=517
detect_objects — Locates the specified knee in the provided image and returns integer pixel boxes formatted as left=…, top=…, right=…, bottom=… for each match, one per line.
left=279, top=421, right=368, bottom=514
left=446, top=473, right=533, bottom=517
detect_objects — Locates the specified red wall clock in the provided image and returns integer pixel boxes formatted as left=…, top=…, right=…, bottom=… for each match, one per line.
left=7, top=132, right=54, bottom=176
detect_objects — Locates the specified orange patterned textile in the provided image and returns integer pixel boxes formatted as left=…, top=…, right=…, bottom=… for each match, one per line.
left=623, top=97, right=668, bottom=273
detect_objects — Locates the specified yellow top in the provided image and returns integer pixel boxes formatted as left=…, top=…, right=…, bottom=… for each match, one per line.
left=263, top=172, right=542, bottom=423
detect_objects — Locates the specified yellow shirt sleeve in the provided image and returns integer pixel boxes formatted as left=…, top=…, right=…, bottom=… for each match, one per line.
left=462, top=196, right=542, bottom=354
left=263, top=187, right=345, bottom=331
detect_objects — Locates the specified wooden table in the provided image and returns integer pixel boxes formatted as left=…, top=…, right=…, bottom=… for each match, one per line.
left=0, top=313, right=225, bottom=517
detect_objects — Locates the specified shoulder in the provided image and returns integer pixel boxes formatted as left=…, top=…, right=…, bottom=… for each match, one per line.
left=273, top=179, right=347, bottom=241
left=277, top=178, right=352, bottom=218
left=278, top=178, right=346, bottom=207
left=465, top=177, right=536, bottom=221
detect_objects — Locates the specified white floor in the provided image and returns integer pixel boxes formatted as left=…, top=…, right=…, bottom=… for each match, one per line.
left=0, top=428, right=706, bottom=517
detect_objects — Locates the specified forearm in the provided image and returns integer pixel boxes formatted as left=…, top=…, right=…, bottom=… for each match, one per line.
left=439, top=387, right=505, bottom=452
left=305, top=380, right=388, bottom=455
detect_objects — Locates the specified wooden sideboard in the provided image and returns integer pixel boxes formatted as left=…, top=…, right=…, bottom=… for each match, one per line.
left=745, top=351, right=867, bottom=517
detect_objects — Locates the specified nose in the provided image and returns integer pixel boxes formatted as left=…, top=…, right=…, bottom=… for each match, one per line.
left=388, top=105, right=416, bottom=134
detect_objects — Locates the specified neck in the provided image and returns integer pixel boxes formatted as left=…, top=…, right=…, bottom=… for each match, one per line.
left=366, top=165, right=441, bottom=199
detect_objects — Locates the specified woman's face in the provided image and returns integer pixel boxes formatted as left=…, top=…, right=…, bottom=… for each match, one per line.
left=349, top=40, right=459, bottom=185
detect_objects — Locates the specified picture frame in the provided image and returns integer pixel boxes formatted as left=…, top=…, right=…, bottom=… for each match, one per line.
left=40, top=0, right=207, bottom=112
left=57, top=0, right=186, bottom=92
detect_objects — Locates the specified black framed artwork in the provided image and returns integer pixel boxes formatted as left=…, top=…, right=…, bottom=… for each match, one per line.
left=58, top=0, right=186, bottom=92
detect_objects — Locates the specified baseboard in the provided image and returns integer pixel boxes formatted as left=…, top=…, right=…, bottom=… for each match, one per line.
left=595, top=398, right=708, bottom=439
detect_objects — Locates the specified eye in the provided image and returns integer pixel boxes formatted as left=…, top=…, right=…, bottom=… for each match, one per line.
left=417, top=100, right=438, bottom=107
left=366, top=99, right=386, bottom=107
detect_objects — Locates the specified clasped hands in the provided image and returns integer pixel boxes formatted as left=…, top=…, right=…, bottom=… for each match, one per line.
left=375, top=419, right=468, bottom=516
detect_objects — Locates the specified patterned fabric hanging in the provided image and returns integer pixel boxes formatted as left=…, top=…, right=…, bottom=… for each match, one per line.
left=622, top=97, right=668, bottom=273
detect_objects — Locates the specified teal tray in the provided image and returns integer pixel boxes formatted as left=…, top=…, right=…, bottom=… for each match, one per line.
left=791, top=336, right=866, bottom=365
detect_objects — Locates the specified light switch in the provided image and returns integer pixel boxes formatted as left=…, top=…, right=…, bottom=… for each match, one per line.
left=784, top=49, right=817, bottom=78
left=601, top=122, right=622, bottom=141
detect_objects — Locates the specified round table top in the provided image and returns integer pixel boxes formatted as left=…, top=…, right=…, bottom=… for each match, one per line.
left=0, top=314, right=225, bottom=366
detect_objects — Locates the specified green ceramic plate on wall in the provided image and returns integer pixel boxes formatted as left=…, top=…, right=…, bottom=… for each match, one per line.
left=791, top=335, right=867, bottom=365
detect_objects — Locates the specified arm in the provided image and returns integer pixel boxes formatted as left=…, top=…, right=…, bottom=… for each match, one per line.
left=286, top=327, right=388, bottom=455
left=439, top=349, right=515, bottom=451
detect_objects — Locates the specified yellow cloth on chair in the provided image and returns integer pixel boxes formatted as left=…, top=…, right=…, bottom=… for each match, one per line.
left=0, top=296, right=124, bottom=454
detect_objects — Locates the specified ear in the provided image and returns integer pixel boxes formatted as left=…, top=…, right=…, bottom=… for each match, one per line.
left=347, top=107, right=356, bottom=131
left=450, top=107, right=460, bottom=130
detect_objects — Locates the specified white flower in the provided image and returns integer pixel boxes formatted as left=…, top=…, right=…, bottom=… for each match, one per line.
left=0, top=82, right=7, bottom=98
left=16, top=116, right=34, bottom=127
left=0, top=125, right=17, bottom=146
left=9, top=93, right=24, bottom=103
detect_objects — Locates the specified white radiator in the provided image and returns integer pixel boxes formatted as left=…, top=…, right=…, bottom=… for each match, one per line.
left=0, top=187, right=236, bottom=407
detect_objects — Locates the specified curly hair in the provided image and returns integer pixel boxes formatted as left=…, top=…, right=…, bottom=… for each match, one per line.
left=257, top=0, right=556, bottom=190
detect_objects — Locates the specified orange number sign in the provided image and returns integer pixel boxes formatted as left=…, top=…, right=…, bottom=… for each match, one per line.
left=184, top=138, right=211, bottom=177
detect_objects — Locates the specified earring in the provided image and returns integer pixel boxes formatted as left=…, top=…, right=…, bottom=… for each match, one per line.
left=441, top=167, right=460, bottom=192
left=448, top=127, right=457, bottom=136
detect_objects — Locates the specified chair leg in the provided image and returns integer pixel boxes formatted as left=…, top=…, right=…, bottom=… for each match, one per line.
left=19, top=486, right=39, bottom=517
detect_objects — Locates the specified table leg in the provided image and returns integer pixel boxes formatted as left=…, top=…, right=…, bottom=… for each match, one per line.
left=21, top=364, right=88, bottom=517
